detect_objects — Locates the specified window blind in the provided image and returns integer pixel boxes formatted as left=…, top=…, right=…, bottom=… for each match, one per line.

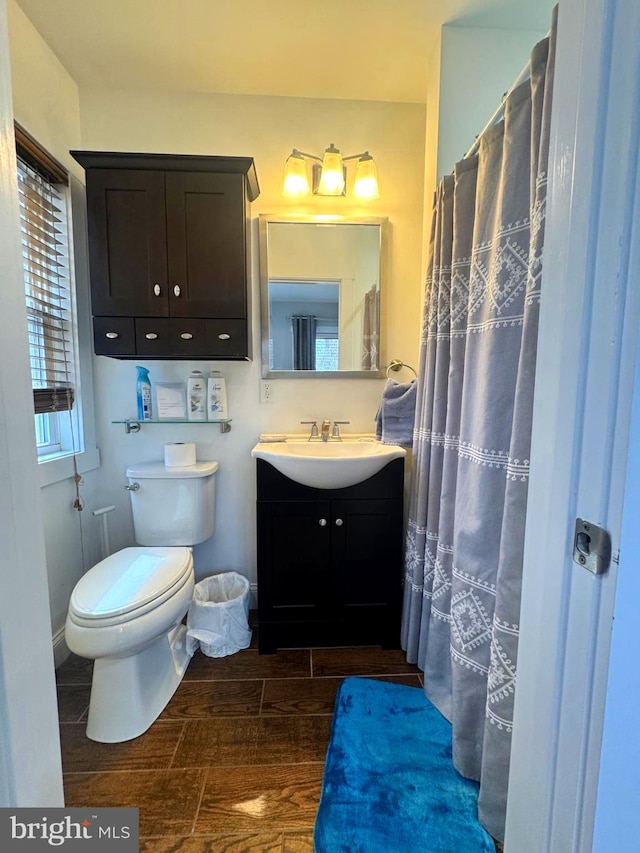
left=16, top=129, right=75, bottom=414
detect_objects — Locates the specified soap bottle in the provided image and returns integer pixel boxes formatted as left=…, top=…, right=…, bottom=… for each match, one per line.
left=207, top=369, right=228, bottom=420
left=136, top=366, right=152, bottom=421
left=187, top=370, right=207, bottom=421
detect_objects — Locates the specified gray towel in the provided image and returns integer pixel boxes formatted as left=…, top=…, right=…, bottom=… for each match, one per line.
left=375, top=379, right=416, bottom=447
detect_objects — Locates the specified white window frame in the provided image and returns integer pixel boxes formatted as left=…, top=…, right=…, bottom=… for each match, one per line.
left=15, top=138, right=100, bottom=487
left=37, top=174, right=100, bottom=486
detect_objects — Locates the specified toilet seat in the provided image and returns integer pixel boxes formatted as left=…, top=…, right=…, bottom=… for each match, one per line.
left=68, top=546, right=193, bottom=628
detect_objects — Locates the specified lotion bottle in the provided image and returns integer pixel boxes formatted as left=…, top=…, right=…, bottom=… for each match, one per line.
left=207, top=369, right=228, bottom=420
left=136, top=366, right=152, bottom=420
left=187, top=370, right=207, bottom=421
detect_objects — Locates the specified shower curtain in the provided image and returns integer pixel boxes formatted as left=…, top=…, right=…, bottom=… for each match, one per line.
left=401, top=10, right=556, bottom=842
left=361, top=285, right=380, bottom=369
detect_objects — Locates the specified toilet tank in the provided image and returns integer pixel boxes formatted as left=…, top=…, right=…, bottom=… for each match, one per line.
left=125, top=460, right=218, bottom=546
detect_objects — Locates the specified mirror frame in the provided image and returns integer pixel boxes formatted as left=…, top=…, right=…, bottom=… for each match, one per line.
left=258, top=213, right=388, bottom=379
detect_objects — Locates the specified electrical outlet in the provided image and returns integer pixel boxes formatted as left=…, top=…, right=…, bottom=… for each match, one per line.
left=260, top=381, right=274, bottom=404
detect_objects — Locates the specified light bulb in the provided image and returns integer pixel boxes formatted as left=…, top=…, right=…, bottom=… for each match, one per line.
left=317, top=144, right=345, bottom=196
left=353, top=154, right=379, bottom=199
left=282, top=150, right=309, bottom=197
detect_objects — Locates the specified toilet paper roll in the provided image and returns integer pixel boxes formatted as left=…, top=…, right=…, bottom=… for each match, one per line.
left=164, top=442, right=196, bottom=467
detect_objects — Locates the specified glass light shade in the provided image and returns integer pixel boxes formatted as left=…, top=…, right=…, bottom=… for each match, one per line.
left=353, top=154, right=379, bottom=199
left=317, top=145, right=345, bottom=196
left=282, top=151, right=310, bottom=197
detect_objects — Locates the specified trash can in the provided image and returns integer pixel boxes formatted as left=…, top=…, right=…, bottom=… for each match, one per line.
left=186, top=572, right=252, bottom=658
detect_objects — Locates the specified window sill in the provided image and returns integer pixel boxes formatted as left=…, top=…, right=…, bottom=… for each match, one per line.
left=37, top=446, right=101, bottom=488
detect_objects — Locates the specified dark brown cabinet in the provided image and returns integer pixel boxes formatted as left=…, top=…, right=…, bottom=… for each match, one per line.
left=70, top=151, right=259, bottom=359
left=256, top=458, right=404, bottom=654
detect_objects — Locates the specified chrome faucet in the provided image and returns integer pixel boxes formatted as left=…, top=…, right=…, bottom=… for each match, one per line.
left=321, top=419, right=331, bottom=441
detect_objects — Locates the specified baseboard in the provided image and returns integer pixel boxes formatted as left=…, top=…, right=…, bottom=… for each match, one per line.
left=52, top=626, right=71, bottom=669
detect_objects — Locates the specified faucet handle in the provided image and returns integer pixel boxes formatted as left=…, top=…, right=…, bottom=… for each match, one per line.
left=301, top=420, right=319, bottom=438
left=332, top=420, right=350, bottom=438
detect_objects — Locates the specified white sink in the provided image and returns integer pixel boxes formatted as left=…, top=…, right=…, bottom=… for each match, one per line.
left=251, top=438, right=406, bottom=489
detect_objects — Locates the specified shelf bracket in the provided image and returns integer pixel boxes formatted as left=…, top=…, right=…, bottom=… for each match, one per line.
left=124, top=420, right=141, bottom=434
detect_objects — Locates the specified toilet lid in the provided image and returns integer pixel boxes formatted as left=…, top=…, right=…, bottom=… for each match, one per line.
left=69, top=546, right=193, bottom=621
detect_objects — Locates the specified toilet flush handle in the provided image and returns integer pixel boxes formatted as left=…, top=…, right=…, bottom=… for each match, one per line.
left=124, top=482, right=140, bottom=491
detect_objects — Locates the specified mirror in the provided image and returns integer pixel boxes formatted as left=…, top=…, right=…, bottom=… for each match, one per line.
left=259, top=215, right=386, bottom=378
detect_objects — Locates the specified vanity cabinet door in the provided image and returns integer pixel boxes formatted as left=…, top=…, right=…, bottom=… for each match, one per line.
left=84, top=169, right=168, bottom=317
left=257, top=500, right=331, bottom=621
left=331, top=499, right=403, bottom=647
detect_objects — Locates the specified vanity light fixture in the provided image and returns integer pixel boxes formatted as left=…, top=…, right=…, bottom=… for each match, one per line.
left=282, top=143, right=379, bottom=199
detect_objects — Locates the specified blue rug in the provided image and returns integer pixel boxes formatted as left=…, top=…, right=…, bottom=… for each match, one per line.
left=314, top=678, right=495, bottom=853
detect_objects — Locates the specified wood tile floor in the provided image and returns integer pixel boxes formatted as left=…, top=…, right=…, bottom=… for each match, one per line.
left=56, top=619, right=423, bottom=852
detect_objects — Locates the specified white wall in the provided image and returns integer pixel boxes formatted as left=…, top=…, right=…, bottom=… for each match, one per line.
left=436, top=25, right=547, bottom=179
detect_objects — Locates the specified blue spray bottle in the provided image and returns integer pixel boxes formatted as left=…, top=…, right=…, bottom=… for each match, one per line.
left=136, top=366, right=152, bottom=420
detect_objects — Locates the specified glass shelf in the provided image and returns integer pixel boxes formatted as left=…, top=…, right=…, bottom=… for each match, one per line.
left=112, top=418, right=232, bottom=434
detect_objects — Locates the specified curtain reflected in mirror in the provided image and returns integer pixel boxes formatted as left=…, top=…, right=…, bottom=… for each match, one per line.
left=291, top=315, right=317, bottom=370
left=259, top=216, right=386, bottom=378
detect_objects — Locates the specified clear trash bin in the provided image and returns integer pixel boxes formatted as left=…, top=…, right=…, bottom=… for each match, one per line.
left=186, top=572, right=252, bottom=658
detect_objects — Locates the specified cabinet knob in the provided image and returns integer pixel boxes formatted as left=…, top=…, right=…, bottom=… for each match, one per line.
left=180, top=333, right=193, bottom=340
left=153, top=284, right=161, bottom=297
left=218, top=333, right=231, bottom=340
left=335, top=518, right=344, bottom=527
left=105, top=332, right=119, bottom=339
left=173, top=285, right=181, bottom=297
left=318, top=518, right=327, bottom=527
left=145, top=332, right=158, bottom=340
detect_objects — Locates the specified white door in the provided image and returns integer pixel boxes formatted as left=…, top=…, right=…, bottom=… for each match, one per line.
left=506, top=0, right=640, bottom=850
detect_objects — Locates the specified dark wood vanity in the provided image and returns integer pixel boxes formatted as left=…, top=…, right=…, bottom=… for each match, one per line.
left=256, top=457, right=404, bottom=654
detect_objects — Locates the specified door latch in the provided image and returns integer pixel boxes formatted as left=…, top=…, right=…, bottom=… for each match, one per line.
left=573, top=518, right=611, bottom=575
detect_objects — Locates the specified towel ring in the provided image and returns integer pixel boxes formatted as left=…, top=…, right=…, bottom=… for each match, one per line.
left=386, top=358, right=417, bottom=379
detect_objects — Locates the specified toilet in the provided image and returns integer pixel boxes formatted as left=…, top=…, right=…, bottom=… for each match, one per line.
left=65, top=460, right=218, bottom=743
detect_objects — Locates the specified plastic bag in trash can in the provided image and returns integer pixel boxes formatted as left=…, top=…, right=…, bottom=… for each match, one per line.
left=186, top=572, right=252, bottom=658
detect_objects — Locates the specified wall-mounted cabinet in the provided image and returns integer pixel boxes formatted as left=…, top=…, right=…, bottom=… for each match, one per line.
left=71, top=151, right=259, bottom=360
left=256, top=458, right=404, bottom=654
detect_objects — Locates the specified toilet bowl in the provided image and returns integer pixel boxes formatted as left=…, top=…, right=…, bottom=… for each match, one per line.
left=66, top=546, right=194, bottom=742
left=65, top=460, right=218, bottom=743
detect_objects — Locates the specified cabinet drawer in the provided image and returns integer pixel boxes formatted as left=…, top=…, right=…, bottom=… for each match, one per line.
left=93, top=317, right=135, bottom=356
left=135, top=318, right=211, bottom=357
left=205, top=319, right=248, bottom=358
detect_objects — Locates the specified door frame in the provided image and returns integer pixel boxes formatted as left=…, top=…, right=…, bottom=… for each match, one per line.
left=505, top=0, right=640, bottom=850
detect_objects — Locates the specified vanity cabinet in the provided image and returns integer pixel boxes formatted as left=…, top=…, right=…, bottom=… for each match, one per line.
left=70, top=151, right=259, bottom=359
left=256, top=457, right=404, bottom=653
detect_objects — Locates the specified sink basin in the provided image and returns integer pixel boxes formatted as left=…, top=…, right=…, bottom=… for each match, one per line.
left=251, top=439, right=406, bottom=489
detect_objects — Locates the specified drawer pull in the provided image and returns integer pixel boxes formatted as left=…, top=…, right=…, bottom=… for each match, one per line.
left=145, top=332, right=158, bottom=340
left=318, top=518, right=327, bottom=527
left=180, top=333, right=193, bottom=340
left=335, top=518, right=344, bottom=527
left=105, top=332, right=119, bottom=339
left=218, top=333, right=231, bottom=340
left=153, top=284, right=161, bottom=296
left=173, top=285, right=181, bottom=297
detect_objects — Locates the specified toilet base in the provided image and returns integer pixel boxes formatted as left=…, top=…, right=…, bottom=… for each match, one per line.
left=85, top=624, right=191, bottom=742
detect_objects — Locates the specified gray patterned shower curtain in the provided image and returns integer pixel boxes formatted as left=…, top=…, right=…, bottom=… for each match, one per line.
left=401, top=10, right=556, bottom=842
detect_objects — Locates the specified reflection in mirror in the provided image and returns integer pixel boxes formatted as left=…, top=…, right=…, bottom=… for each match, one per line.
left=259, top=216, right=386, bottom=378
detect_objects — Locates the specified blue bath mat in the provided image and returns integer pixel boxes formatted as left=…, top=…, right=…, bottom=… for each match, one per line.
left=314, top=678, right=495, bottom=853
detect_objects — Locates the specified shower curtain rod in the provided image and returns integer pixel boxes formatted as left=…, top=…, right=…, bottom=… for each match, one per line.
left=463, top=60, right=532, bottom=159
